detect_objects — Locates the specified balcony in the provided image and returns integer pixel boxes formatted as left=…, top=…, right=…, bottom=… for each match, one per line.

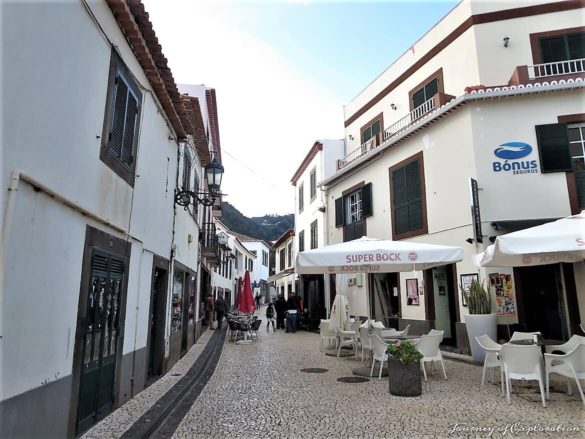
left=337, top=93, right=454, bottom=171
left=509, top=58, right=585, bottom=85
left=201, top=222, right=220, bottom=266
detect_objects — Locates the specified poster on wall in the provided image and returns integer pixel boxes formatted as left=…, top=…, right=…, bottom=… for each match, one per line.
left=406, top=278, right=419, bottom=305
left=489, top=273, right=516, bottom=316
left=460, top=273, right=479, bottom=307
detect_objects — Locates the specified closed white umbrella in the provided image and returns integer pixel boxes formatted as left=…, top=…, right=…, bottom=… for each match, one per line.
left=296, top=236, right=464, bottom=274
left=478, top=211, right=585, bottom=267
left=329, top=294, right=349, bottom=331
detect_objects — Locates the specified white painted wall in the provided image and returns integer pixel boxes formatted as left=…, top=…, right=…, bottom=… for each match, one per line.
left=1, top=0, right=186, bottom=401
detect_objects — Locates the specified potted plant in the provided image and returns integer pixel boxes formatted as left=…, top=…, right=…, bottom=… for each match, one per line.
left=386, top=341, right=423, bottom=397
left=460, top=279, right=496, bottom=363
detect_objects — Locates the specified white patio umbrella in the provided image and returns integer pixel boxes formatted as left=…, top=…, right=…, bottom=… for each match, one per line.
left=296, top=236, right=464, bottom=274
left=297, top=236, right=464, bottom=324
left=478, top=211, right=585, bottom=267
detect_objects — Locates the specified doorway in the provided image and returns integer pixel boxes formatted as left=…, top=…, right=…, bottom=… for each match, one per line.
left=425, top=264, right=459, bottom=345
left=515, top=264, right=576, bottom=341
left=76, top=250, right=125, bottom=434
left=147, top=259, right=167, bottom=383
left=370, top=273, right=400, bottom=327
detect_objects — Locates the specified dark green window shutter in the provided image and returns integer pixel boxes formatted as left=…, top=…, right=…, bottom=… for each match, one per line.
left=393, top=159, right=423, bottom=235
left=109, top=76, right=128, bottom=160
left=536, top=123, right=571, bottom=173
left=121, top=92, right=137, bottom=167
left=335, top=197, right=344, bottom=228
left=361, top=183, right=373, bottom=218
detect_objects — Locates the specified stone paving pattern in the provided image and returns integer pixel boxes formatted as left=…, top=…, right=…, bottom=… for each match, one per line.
left=86, top=311, right=585, bottom=438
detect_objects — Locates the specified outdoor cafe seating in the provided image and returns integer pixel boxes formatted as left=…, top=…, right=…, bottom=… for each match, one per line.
left=475, top=331, right=585, bottom=407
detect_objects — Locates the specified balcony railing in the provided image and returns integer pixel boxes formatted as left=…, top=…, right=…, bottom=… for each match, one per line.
left=383, top=97, right=436, bottom=142
left=528, top=58, right=585, bottom=80
left=336, top=138, right=377, bottom=170
left=201, top=222, right=220, bottom=266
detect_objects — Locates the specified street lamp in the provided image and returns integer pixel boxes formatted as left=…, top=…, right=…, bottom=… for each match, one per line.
left=175, top=157, right=224, bottom=208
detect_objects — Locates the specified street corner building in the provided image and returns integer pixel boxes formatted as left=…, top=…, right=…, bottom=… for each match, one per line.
left=290, top=0, right=585, bottom=354
left=1, top=1, right=226, bottom=437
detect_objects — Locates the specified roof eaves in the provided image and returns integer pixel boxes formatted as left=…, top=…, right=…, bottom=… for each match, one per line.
left=324, top=78, right=585, bottom=187
left=106, top=0, right=187, bottom=138
left=290, top=141, right=323, bottom=185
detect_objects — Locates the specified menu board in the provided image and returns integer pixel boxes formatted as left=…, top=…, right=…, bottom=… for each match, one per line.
left=489, top=273, right=516, bottom=316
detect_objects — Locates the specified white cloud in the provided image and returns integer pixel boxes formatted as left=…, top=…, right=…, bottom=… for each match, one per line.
left=143, top=0, right=344, bottom=217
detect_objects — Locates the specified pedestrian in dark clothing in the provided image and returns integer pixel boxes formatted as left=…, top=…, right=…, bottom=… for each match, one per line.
left=215, top=295, right=226, bottom=330
left=275, top=295, right=286, bottom=329
left=266, top=303, right=275, bottom=332
left=286, top=294, right=298, bottom=333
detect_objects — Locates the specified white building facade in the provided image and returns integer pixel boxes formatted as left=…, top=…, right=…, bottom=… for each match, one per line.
left=1, top=1, right=224, bottom=437
left=291, top=140, right=345, bottom=326
left=323, top=0, right=585, bottom=350
left=268, top=229, right=296, bottom=300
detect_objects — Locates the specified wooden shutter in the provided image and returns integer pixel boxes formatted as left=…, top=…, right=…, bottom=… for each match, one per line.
left=361, top=183, right=373, bottom=218
left=392, top=168, right=408, bottom=234
left=536, top=123, right=571, bottom=173
left=405, top=161, right=423, bottom=230
left=121, top=92, right=137, bottom=167
left=109, top=76, right=128, bottom=160
left=335, top=197, right=344, bottom=228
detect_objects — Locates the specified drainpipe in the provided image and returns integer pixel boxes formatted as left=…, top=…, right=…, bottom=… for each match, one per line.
left=0, top=170, right=21, bottom=340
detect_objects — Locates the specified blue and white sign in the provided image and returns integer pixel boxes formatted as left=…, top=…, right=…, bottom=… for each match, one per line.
left=492, top=142, right=539, bottom=175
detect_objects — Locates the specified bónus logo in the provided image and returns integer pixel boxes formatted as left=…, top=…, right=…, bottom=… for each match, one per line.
left=494, top=142, right=532, bottom=160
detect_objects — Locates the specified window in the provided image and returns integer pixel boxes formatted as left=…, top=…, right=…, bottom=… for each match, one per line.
left=101, top=50, right=142, bottom=186
left=536, top=122, right=585, bottom=210
left=287, top=243, right=292, bottom=268
left=409, top=69, right=443, bottom=112
left=298, top=183, right=304, bottom=212
left=360, top=113, right=383, bottom=145
left=539, top=32, right=585, bottom=63
left=182, top=145, right=192, bottom=190
left=235, top=250, right=241, bottom=270
left=279, top=248, right=285, bottom=271
left=171, top=270, right=184, bottom=334
left=310, top=221, right=318, bottom=249
left=390, top=153, right=428, bottom=239
left=262, top=250, right=268, bottom=266
left=298, top=230, right=305, bottom=253
left=335, top=183, right=373, bottom=241
left=310, top=168, right=317, bottom=200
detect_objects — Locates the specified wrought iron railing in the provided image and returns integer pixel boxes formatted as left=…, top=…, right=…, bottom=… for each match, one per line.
left=201, top=222, right=220, bottom=264
left=528, top=58, right=585, bottom=79
left=336, top=138, right=376, bottom=171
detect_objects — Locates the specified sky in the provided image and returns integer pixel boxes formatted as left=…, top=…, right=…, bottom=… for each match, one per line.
left=142, top=0, right=458, bottom=217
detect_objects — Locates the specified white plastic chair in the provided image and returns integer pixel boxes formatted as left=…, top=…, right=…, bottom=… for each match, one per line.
left=545, top=343, right=585, bottom=405
left=381, top=328, right=404, bottom=338
left=401, top=324, right=411, bottom=335
left=336, top=327, right=358, bottom=359
left=428, top=328, right=444, bottom=339
left=370, top=335, right=389, bottom=380
left=580, top=323, right=585, bottom=334
left=416, top=332, right=447, bottom=381
left=510, top=331, right=541, bottom=342
left=500, top=344, right=546, bottom=408
left=319, top=319, right=336, bottom=351
left=359, top=326, right=373, bottom=363
left=476, top=335, right=504, bottom=395
left=545, top=335, right=585, bottom=355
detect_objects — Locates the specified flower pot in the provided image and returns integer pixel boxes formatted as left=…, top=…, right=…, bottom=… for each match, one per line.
left=387, top=358, right=422, bottom=397
left=464, top=313, right=497, bottom=363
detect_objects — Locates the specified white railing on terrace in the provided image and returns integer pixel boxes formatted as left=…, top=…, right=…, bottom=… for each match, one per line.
left=337, top=138, right=375, bottom=170
left=337, top=97, right=438, bottom=171
left=383, top=97, right=436, bottom=141
left=528, top=58, right=585, bottom=79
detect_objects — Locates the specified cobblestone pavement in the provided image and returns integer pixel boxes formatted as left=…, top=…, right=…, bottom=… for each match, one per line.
left=85, top=311, right=585, bottom=439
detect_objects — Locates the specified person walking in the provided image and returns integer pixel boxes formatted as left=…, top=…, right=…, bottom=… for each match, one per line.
left=215, top=294, right=226, bottom=330
left=265, top=303, right=275, bottom=332
left=286, top=293, right=298, bottom=333
left=275, top=294, right=286, bottom=329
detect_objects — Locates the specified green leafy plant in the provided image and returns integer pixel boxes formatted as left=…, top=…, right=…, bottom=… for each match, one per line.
left=460, top=279, right=491, bottom=314
left=386, top=341, right=423, bottom=364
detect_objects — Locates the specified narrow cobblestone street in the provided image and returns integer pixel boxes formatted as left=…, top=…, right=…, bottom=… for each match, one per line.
left=83, top=311, right=584, bottom=439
